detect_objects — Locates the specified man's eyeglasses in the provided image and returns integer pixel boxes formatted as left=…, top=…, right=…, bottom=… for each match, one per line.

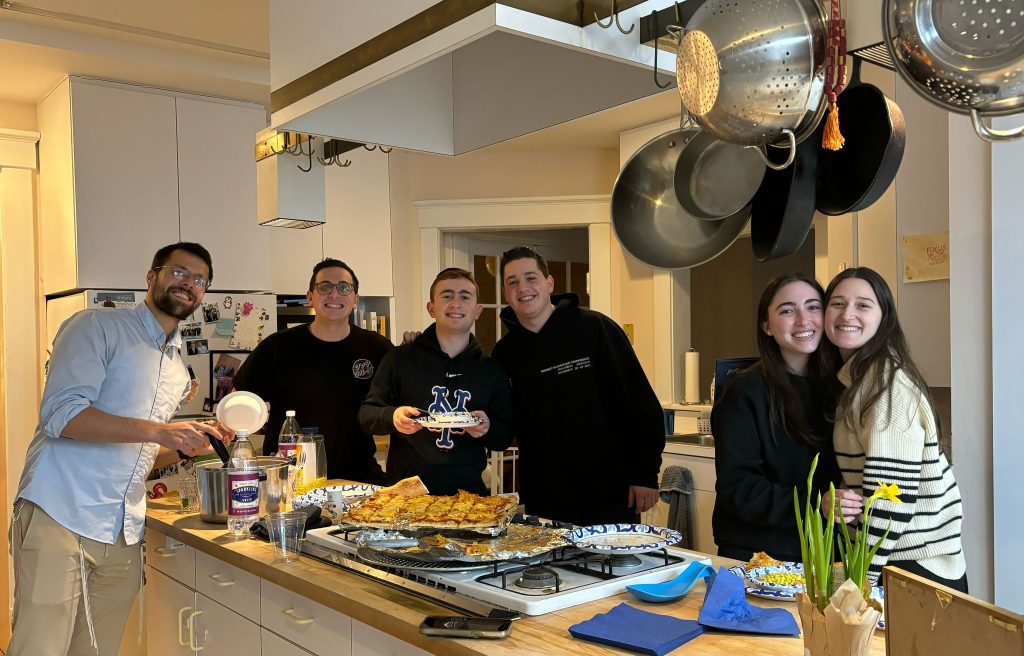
left=153, top=266, right=210, bottom=290
left=312, top=281, right=356, bottom=296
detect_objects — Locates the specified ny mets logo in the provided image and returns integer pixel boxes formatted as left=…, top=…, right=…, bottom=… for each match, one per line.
left=429, top=385, right=471, bottom=450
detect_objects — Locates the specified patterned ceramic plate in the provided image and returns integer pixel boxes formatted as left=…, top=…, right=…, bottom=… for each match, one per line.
left=747, top=563, right=806, bottom=593
left=292, top=484, right=380, bottom=511
left=567, top=524, right=682, bottom=554
left=413, top=412, right=481, bottom=429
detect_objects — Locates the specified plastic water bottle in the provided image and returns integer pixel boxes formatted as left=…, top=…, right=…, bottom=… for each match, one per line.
left=227, top=430, right=260, bottom=535
left=277, top=410, right=301, bottom=460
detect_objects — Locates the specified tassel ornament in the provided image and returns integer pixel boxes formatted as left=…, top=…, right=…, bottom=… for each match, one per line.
left=823, top=101, right=845, bottom=151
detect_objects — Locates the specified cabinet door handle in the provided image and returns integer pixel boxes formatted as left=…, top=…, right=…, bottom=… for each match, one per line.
left=208, top=572, right=234, bottom=586
left=177, top=606, right=192, bottom=647
left=282, top=607, right=314, bottom=625
left=188, top=609, right=204, bottom=651
left=153, top=546, right=177, bottom=557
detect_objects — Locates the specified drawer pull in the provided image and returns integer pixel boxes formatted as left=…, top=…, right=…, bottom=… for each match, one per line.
left=208, top=572, right=235, bottom=587
left=282, top=607, right=314, bottom=625
left=153, top=546, right=178, bottom=557
left=177, top=606, right=192, bottom=646
left=188, top=609, right=204, bottom=651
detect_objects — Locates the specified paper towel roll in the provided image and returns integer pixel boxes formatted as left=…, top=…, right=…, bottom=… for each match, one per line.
left=684, top=349, right=700, bottom=403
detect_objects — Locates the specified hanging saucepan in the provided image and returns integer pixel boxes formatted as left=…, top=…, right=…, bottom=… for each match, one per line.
left=674, top=0, right=829, bottom=170
left=611, top=128, right=749, bottom=270
left=816, top=58, right=907, bottom=215
left=750, top=122, right=823, bottom=262
left=673, top=128, right=767, bottom=221
left=884, top=0, right=1024, bottom=142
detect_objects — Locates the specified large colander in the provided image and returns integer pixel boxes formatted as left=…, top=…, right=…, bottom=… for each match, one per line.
left=676, top=0, right=829, bottom=152
left=884, top=0, right=1024, bottom=142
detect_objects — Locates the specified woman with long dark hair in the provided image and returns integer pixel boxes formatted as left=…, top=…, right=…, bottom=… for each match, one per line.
left=711, top=273, right=842, bottom=562
left=823, top=267, right=967, bottom=592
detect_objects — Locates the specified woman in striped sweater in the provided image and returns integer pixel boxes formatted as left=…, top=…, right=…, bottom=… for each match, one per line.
left=822, top=267, right=967, bottom=592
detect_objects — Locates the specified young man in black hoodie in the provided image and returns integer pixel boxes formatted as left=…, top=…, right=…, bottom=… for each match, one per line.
left=490, top=247, right=665, bottom=526
left=358, top=268, right=513, bottom=495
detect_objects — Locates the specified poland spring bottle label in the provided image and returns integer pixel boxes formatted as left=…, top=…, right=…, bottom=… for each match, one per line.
left=228, top=471, right=260, bottom=516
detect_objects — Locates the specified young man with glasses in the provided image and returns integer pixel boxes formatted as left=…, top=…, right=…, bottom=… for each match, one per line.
left=233, top=258, right=393, bottom=483
left=9, top=242, right=229, bottom=655
left=358, top=268, right=513, bottom=495
left=490, top=247, right=665, bottom=526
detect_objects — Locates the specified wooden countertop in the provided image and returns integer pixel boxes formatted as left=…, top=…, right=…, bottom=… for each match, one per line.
left=146, top=500, right=886, bottom=656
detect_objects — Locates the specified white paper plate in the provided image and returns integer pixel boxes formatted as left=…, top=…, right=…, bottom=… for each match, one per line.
left=293, top=484, right=381, bottom=512
left=413, top=413, right=481, bottom=429
left=567, top=524, right=682, bottom=554
left=216, top=391, right=268, bottom=433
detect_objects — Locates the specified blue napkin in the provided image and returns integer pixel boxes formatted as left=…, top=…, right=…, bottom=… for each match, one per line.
left=568, top=603, right=705, bottom=655
left=697, top=567, right=800, bottom=635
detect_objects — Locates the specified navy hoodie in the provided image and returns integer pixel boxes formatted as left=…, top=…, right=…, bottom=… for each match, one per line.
left=491, top=293, right=665, bottom=525
left=358, top=324, right=513, bottom=495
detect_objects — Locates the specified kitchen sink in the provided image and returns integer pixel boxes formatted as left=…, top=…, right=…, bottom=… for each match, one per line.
left=666, top=433, right=715, bottom=447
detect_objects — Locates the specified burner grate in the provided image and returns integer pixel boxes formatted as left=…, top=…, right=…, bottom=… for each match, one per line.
left=355, top=546, right=497, bottom=571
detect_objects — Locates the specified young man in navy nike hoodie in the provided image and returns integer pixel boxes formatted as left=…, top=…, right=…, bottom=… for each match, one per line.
left=358, top=268, right=513, bottom=495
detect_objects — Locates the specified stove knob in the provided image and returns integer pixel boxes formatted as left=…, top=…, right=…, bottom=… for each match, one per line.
left=512, top=513, right=525, bottom=524
left=526, top=516, right=542, bottom=526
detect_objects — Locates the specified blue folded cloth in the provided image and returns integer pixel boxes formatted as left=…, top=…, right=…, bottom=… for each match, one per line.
left=697, top=567, right=800, bottom=636
left=568, top=603, right=705, bottom=655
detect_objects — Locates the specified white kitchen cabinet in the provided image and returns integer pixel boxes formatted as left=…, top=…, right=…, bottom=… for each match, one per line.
left=352, top=620, right=431, bottom=656
left=176, top=97, right=270, bottom=292
left=261, top=579, right=352, bottom=656
left=323, top=148, right=393, bottom=297
left=145, top=566, right=198, bottom=656
left=192, top=592, right=262, bottom=655
left=38, top=76, right=270, bottom=295
left=39, top=78, right=180, bottom=294
left=262, top=628, right=315, bottom=655
left=645, top=445, right=718, bottom=555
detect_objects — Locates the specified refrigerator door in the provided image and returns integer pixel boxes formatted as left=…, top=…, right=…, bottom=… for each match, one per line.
left=177, top=292, right=277, bottom=417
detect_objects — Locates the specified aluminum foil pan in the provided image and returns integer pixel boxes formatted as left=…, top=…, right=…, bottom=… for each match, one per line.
left=354, top=524, right=568, bottom=563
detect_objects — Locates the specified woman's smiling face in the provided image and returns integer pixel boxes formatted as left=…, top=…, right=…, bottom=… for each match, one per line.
left=763, top=280, right=823, bottom=371
left=825, top=277, right=883, bottom=360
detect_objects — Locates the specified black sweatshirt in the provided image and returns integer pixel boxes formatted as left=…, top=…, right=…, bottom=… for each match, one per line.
left=491, top=294, right=665, bottom=526
left=710, top=366, right=842, bottom=562
left=358, top=324, right=513, bottom=496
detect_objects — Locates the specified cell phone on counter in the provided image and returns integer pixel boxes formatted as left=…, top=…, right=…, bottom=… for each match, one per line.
left=419, top=616, right=512, bottom=639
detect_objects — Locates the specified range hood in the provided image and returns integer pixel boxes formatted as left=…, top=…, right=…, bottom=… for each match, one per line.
left=269, top=1, right=668, bottom=155
left=256, top=130, right=326, bottom=228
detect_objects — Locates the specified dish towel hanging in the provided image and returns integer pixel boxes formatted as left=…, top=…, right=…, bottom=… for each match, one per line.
left=659, top=466, right=694, bottom=549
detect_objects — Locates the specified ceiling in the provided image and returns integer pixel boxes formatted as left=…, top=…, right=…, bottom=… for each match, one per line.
left=0, top=0, right=680, bottom=151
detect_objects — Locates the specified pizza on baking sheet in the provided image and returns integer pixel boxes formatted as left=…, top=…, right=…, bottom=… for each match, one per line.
left=341, top=488, right=518, bottom=529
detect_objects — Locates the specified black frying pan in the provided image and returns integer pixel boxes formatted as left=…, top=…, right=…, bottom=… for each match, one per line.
left=816, top=58, right=907, bottom=216
left=749, top=121, right=823, bottom=262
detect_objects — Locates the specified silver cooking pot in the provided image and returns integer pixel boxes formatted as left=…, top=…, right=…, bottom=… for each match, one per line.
left=196, top=456, right=290, bottom=524
left=674, top=0, right=828, bottom=166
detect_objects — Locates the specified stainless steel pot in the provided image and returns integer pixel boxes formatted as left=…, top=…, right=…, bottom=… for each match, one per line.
left=197, top=456, right=290, bottom=524
left=884, top=0, right=1024, bottom=142
left=676, top=0, right=829, bottom=149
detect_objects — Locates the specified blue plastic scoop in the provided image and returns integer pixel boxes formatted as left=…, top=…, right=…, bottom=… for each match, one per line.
left=626, top=561, right=715, bottom=603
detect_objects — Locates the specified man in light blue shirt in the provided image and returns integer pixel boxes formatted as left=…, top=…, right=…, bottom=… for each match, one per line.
left=9, top=242, right=229, bottom=656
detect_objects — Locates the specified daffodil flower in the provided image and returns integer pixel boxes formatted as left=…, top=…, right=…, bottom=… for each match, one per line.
left=869, top=481, right=902, bottom=503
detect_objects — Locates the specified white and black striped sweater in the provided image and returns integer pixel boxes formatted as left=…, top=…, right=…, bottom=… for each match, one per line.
left=834, top=359, right=966, bottom=581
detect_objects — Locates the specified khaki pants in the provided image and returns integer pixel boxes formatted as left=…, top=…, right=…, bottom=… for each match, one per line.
left=8, top=500, right=142, bottom=656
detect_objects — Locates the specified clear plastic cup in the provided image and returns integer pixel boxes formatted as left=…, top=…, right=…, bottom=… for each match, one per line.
left=266, top=511, right=307, bottom=562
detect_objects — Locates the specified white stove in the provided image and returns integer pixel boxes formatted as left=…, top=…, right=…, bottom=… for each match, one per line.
left=303, top=520, right=711, bottom=616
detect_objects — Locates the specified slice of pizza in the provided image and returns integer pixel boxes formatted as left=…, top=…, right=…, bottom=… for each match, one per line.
left=379, top=476, right=430, bottom=498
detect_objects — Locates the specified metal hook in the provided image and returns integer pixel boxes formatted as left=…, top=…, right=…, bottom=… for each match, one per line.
left=297, top=138, right=314, bottom=172
left=335, top=158, right=352, bottom=168
left=363, top=144, right=378, bottom=152
left=316, top=152, right=333, bottom=166
left=614, top=2, right=634, bottom=35
left=379, top=146, right=393, bottom=154
left=594, top=0, right=614, bottom=28
left=652, top=11, right=674, bottom=89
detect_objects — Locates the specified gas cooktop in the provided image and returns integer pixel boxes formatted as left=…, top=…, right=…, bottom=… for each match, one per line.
left=302, top=518, right=711, bottom=616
